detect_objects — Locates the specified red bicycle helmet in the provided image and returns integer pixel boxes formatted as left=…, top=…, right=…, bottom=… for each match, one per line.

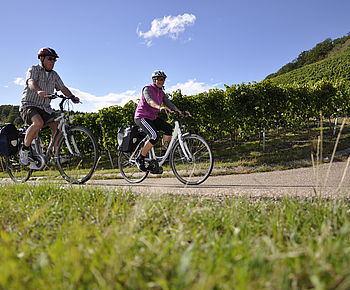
left=37, top=47, right=59, bottom=59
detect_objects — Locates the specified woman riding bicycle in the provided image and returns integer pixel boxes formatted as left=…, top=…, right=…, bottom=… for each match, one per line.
left=134, top=70, right=187, bottom=173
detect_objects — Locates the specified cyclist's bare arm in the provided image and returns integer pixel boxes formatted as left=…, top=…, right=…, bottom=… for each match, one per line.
left=27, top=79, right=47, bottom=98
left=60, top=86, right=80, bottom=103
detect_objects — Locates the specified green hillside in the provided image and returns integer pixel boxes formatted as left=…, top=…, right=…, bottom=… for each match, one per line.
left=266, top=34, right=350, bottom=79
left=270, top=48, right=350, bottom=86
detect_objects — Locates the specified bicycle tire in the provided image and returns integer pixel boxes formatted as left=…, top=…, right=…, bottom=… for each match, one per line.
left=118, top=150, right=148, bottom=183
left=5, top=154, right=33, bottom=183
left=170, top=134, right=213, bottom=185
left=56, top=126, right=99, bottom=184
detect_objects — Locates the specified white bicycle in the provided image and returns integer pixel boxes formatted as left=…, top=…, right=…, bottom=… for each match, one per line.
left=118, top=112, right=213, bottom=185
left=6, top=94, right=99, bottom=184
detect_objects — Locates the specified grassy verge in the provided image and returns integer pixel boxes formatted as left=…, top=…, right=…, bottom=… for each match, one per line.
left=1, top=183, right=350, bottom=289
left=210, top=122, right=350, bottom=174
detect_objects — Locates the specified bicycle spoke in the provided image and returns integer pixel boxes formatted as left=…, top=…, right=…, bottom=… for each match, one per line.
left=170, top=135, right=213, bottom=185
left=56, top=126, right=99, bottom=184
left=118, top=151, right=148, bottom=183
left=6, top=154, right=32, bottom=183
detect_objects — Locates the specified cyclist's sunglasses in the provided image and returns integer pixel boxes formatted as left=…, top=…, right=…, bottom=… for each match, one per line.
left=156, top=77, right=165, bottom=81
left=47, top=57, right=57, bottom=62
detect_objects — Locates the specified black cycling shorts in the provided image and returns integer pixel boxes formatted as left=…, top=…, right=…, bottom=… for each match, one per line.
left=134, top=117, right=172, bottom=145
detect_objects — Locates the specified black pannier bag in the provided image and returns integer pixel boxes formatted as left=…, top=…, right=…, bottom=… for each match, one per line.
left=117, top=125, right=146, bottom=152
left=0, top=123, right=19, bottom=157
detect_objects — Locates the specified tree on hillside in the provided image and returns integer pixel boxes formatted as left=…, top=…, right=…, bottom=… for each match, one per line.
left=266, top=34, right=350, bottom=79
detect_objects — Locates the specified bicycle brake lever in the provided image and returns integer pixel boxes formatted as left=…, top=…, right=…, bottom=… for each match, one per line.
left=47, top=94, right=57, bottom=100
left=184, top=111, right=192, bottom=117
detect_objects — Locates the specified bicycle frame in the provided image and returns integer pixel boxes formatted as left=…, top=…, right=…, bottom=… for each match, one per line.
left=147, top=120, right=193, bottom=166
left=29, top=99, right=79, bottom=170
left=7, top=93, right=99, bottom=184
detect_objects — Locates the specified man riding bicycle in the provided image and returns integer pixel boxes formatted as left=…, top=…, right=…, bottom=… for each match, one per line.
left=134, top=70, right=188, bottom=173
left=19, top=47, right=79, bottom=165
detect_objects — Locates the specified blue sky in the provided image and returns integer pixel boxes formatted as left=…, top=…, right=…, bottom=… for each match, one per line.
left=0, top=0, right=349, bottom=112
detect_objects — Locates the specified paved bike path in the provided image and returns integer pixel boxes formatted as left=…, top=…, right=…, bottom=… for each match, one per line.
left=86, top=160, right=350, bottom=198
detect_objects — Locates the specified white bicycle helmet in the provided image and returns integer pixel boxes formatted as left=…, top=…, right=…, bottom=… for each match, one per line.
left=152, top=70, right=167, bottom=79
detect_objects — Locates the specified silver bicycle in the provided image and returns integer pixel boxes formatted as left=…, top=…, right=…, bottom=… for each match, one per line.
left=6, top=94, right=99, bottom=184
left=118, top=112, right=213, bottom=185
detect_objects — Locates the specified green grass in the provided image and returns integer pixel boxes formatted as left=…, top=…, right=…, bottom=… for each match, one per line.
left=1, top=183, right=350, bottom=289
left=205, top=123, right=350, bottom=177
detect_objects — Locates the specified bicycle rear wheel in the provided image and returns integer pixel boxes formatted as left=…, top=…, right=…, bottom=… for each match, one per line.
left=170, top=134, right=213, bottom=185
left=118, top=150, right=148, bottom=183
left=6, top=153, right=32, bottom=183
left=56, top=126, right=99, bottom=184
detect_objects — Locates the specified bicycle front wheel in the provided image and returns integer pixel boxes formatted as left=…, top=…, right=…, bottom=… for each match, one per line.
left=6, top=153, right=32, bottom=183
left=56, top=126, right=99, bottom=184
left=118, top=150, right=149, bottom=183
left=170, top=134, right=213, bottom=185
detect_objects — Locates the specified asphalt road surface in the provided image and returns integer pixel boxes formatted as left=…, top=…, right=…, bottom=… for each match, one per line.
left=86, top=160, right=350, bottom=198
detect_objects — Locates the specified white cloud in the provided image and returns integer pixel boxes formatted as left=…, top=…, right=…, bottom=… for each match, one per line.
left=168, top=79, right=219, bottom=96
left=12, top=76, right=218, bottom=112
left=68, top=80, right=217, bottom=112
left=68, top=87, right=138, bottom=112
left=14, top=77, right=26, bottom=86
left=137, top=13, right=196, bottom=46
left=11, top=77, right=138, bottom=112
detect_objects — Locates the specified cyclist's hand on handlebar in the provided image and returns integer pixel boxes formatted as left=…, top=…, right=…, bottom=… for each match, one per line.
left=160, top=107, right=173, bottom=114
left=177, top=110, right=191, bottom=117
left=70, top=95, right=80, bottom=103
left=38, top=91, right=48, bottom=98
left=183, top=110, right=191, bottom=117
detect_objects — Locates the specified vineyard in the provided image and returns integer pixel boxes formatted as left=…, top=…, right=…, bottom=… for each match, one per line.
left=72, top=79, right=350, bottom=155
left=270, top=49, right=350, bottom=87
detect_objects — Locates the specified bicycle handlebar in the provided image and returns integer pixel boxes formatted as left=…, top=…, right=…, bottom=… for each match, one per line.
left=170, top=110, right=191, bottom=118
left=47, top=93, right=79, bottom=112
left=47, top=93, right=74, bottom=100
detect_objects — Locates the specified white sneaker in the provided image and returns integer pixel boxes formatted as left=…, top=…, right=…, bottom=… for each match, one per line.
left=19, top=149, right=29, bottom=165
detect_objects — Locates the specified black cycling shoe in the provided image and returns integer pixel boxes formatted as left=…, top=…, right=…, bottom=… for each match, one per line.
left=136, top=156, right=148, bottom=172
left=148, top=160, right=163, bottom=174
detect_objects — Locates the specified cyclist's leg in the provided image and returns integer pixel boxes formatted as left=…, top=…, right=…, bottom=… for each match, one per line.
left=141, top=140, right=153, bottom=157
left=135, top=118, right=159, bottom=171
left=24, top=115, right=43, bottom=146
left=153, top=118, right=172, bottom=153
left=46, top=119, right=60, bottom=150
left=135, top=118, right=159, bottom=156
left=19, top=110, right=44, bottom=164
left=21, top=107, right=56, bottom=147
